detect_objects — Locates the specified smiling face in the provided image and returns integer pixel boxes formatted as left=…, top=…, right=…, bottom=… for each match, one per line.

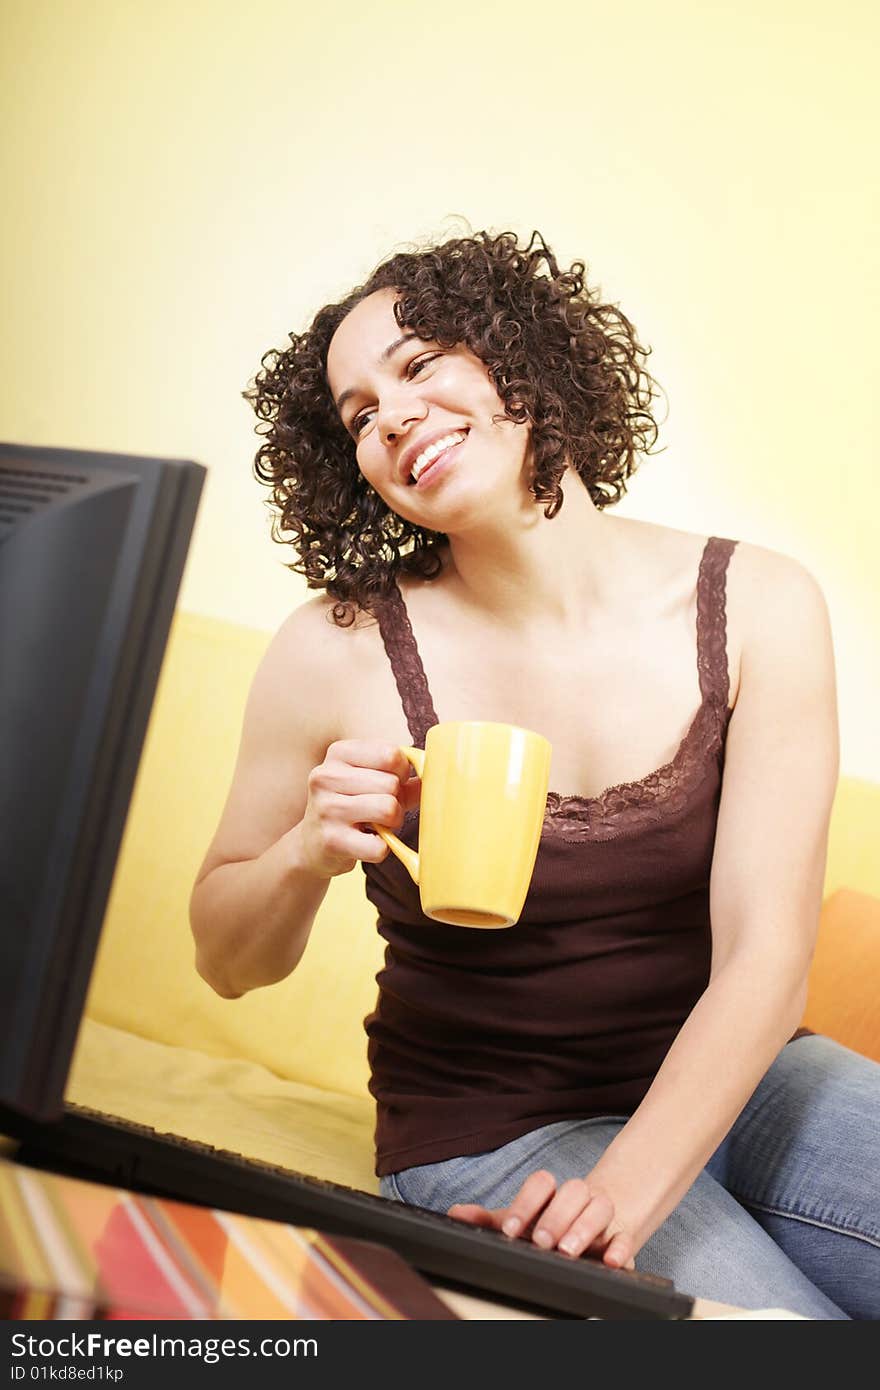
left=325, top=288, right=533, bottom=530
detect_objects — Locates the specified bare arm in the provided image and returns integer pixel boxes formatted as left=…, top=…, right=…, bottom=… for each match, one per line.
left=450, top=547, right=840, bottom=1265
left=189, top=599, right=414, bottom=999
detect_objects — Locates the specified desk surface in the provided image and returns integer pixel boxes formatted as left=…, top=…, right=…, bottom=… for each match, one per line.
left=433, top=1283, right=807, bottom=1320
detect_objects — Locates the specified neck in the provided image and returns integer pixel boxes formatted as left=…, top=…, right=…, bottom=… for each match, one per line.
left=442, top=471, right=633, bottom=631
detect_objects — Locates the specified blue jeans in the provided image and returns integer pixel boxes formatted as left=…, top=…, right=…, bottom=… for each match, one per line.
left=380, top=1036, right=880, bottom=1319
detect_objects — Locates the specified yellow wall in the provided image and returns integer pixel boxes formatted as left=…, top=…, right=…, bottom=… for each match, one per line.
left=2, top=0, right=877, bottom=779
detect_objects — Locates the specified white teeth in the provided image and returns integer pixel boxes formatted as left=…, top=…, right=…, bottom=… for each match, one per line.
left=410, top=431, right=466, bottom=482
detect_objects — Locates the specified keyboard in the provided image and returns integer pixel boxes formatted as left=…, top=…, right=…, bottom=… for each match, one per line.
left=7, top=1104, right=694, bottom=1321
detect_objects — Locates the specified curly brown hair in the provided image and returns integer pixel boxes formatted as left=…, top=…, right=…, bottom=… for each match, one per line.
left=245, top=228, right=663, bottom=626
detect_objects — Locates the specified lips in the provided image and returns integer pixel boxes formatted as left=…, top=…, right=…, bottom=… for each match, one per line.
left=410, top=432, right=468, bottom=490
left=400, top=428, right=469, bottom=485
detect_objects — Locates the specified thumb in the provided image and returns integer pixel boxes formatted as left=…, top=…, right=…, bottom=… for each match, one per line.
left=447, top=1203, right=501, bottom=1229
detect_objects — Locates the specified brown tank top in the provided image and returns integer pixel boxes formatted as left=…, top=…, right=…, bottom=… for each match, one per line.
left=362, top=536, right=804, bottom=1177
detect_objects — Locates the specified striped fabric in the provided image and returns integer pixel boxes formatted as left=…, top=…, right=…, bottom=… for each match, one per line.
left=0, top=1159, right=456, bottom=1320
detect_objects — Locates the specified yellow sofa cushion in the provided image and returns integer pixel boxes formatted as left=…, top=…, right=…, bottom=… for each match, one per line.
left=82, top=611, right=384, bottom=1100
left=801, top=890, right=880, bottom=1063
left=67, top=1019, right=378, bottom=1192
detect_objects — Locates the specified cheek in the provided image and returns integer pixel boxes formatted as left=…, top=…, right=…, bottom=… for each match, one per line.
left=354, top=440, right=381, bottom=485
left=355, top=446, right=400, bottom=505
left=463, top=373, right=522, bottom=430
left=461, top=371, right=503, bottom=418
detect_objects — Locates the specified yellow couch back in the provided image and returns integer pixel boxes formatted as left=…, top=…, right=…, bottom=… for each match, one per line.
left=83, top=610, right=880, bottom=1099
left=84, top=612, right=383, bottom=1100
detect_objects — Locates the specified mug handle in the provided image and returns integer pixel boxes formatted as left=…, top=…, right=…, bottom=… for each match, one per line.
left=372, top=745, right=426, bottom=883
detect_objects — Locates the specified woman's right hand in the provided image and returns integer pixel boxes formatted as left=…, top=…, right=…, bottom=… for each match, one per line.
left=296, top=740, right=421, bottom=878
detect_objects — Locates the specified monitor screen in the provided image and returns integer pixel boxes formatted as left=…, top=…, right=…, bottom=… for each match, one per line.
left=0, top=442, right=205, bottom=1122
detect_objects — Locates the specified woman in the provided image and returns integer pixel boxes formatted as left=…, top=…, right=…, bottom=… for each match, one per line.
left=189, top=229, right=878, bottom=1318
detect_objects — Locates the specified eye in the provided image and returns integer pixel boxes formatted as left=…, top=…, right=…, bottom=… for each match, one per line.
left=407, top=352, right=440, bottom=378
left=350, top=354, right=442, bottom=437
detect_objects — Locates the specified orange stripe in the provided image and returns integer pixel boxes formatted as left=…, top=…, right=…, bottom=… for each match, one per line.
left=243, top=1219, right=370, bottom=1318
left=153, top=1199, right=229, bottom=1286
left=52, top=1175, right=127, bottom=1256
left=263, top=1227, right=372, bottom=1319
left=138, top=1199, right=229, bottom=1313
left=246, top=1224, right=343, bottom=1318
left=215, top=1225, right=294, bottom=1319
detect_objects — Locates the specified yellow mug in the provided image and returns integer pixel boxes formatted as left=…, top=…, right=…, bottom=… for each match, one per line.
left=374, top=721, right=552, bottom=928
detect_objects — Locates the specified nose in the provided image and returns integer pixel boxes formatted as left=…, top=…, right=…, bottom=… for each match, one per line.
left=376, top=388, right=426, bottom=444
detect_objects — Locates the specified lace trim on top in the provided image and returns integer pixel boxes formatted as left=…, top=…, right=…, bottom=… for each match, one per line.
left=376, top=536, right=738, bottom=842
left=376, top=583, right=439, bottom=747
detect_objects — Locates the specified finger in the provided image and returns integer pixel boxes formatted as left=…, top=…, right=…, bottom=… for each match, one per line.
left=447, top=1204, right=502, bottom=1229
left=530, top=1178, right=596, bottom=1250
left=330, top=826, right=394, bottom=865
left=601, top=1233, right=636, bottom=1270
left=497, top=1170, right=557, bottom=1238
left=554, top=1191, right=615, bottom=1256
left=346, top=792, right=406, bottom=831
left=315, top=764, right=403, bottom=797
left=328, top=741, right=413, bottom=779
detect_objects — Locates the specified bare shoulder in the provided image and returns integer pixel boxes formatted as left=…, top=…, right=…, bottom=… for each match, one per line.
left=724, top=540, right=836, bottom=716
left=192, top=594, right=385, bottom=881
left=727, top=540, right=833, bottom=640
left=629, top=522, right=834, bottom=709
left=258, top=592, right=379, bottom=678
left=632, top=519, right=827, bottom=605
left=246, top=593, right=381, bottom=748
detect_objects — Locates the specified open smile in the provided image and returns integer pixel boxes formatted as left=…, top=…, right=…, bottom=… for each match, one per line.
left=408, top=430, right=469, bottom=490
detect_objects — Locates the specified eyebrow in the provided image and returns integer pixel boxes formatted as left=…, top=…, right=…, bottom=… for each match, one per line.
left=334, top=332, right=420, bottom=418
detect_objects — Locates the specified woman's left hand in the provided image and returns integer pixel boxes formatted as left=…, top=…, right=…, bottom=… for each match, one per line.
left=447, top=1169, right=637, bottom=1269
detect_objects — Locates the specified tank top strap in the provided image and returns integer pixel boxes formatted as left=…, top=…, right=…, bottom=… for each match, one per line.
left=375, top=581, right=439, bottom=748
left=696, top=536, right=738, bottom=710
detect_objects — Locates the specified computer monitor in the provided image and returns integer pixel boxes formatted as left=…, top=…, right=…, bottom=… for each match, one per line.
left=0, top=442, right=206, bottom=1124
